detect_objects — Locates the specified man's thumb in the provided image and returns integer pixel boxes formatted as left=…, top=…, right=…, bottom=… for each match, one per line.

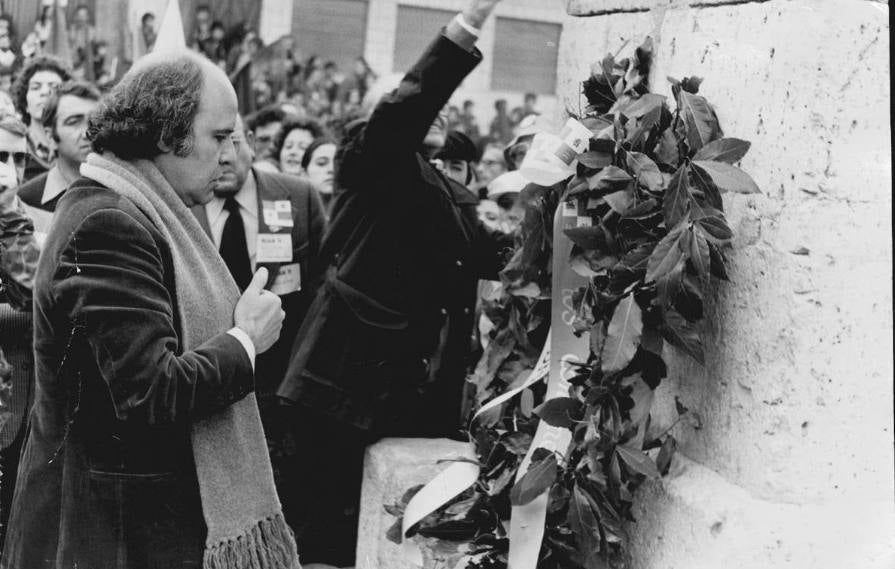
left=246, top=267, right=268, bottom=292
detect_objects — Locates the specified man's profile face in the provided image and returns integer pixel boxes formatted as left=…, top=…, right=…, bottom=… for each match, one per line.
left=254, top=121, right=280, bottom=160
left=0, top=128, right=26, bottom=186
left=154, top=65, right=238, bottom=207
left=214, top=116, right=254, bottom=196
left=51, top=94, right=98, bottom=164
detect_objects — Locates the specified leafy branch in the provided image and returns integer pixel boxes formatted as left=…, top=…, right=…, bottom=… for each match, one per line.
left=387, top=37, right=760, bottom=569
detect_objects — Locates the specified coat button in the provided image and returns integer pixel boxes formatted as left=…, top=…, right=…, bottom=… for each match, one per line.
left=440, top=308, right=448, bottom=315
left=455, top=260, right=463, bottom=267
left=463, top=307, right=471, bottom=315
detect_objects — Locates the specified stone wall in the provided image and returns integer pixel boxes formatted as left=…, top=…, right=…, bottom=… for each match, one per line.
left=356, top=2, right=892, bottom=568
left=558, top=0, right=893, bottom=567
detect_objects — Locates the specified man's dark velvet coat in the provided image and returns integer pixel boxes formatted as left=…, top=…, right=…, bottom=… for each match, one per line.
left=277, top=34, right=510, bottom=438
left=1, top=180, right=255, bottom=569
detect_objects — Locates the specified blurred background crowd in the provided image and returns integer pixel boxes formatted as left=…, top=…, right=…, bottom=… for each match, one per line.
left=0, top=0, right=559, bottom=233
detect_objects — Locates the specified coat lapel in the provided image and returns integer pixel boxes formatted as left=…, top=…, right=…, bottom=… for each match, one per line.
left=254, top=170, right=287, bottom=288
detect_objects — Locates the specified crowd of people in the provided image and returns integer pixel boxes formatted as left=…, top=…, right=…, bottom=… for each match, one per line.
left=0, top=0, right=551, bottom=567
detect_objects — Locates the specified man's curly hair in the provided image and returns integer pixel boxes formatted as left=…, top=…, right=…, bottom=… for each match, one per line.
left=11, top=55, right=73, bottom=125
left=87, top=52, right=204, bottom=160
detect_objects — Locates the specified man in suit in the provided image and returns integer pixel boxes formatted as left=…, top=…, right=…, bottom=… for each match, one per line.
left=277, top=0, right=510, bottom=564
left=194, top=114, right=326, bottom=395
left=1, top=51, right=289, bottom=568
left=192, top=114, right=326, bottom=530
left=17, top=80, right=100, bottom=231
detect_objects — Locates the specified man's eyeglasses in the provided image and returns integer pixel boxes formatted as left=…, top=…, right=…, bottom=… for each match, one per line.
left=0, top=152, right=26, bottom=166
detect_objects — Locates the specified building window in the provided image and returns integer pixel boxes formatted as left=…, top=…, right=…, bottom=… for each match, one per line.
left=491, top=17, right=561, bottom=94
left=393, top=5, right=455, bottom=73
left=292, top=0, right=368, bottom=71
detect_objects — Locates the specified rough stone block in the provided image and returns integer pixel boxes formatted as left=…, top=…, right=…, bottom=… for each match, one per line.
left=356, top=438, right=476, bottom=569
left=627, top=454, right=895, bottom=569
left=556, top=0, right=893, bottom=567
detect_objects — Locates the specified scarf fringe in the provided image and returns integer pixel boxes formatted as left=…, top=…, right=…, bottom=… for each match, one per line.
left=203, top=513, right=301, bottom=569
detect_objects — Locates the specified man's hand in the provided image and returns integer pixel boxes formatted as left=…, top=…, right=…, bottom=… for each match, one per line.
left=234, top=268, right=285, bottom=355
left=462, top=0, right=503, bottom=29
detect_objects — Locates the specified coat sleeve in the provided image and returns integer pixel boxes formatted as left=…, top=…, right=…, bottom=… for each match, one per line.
left=358, top=33, right=482, bottom=167
left=51, top=207, right=254, bottom=425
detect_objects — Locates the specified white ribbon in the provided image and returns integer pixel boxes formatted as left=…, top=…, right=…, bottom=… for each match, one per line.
left=401, top=333, right=552, bottom=538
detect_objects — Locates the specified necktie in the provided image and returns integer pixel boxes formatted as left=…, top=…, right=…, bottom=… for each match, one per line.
left=219, top=197, right=252, bottom=290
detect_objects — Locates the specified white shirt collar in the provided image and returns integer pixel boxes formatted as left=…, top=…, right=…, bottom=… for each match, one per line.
left=41, top=166, right=69, bottom=205
left=206, top=172, right=258, bottom=224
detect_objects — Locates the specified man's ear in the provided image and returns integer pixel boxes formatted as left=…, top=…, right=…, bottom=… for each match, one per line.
left=157, top=138, right=172, bottom=153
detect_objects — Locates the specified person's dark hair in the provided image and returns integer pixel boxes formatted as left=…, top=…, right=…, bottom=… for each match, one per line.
left=300, top=137, right=336, bottom=170
left=141, top=12, right=155, bottom=26
left=11, top=55, right=73, bottom=124
left=41, top=80, right=100, bottom=140
left=210, top=20, right=225, bottom=33
left=524, top=92, right=537, bottom=103
left=87, top=53, right=204, bottom=159
left=463, top=99, right=474, bottom=109
left=245, top=104, right=287, bottom=133
left=324, top=61, right=337, bottom=71
left=195, top=4, right=210, bottom=15
left=271, top=117, right=326, bottom=160
left=434, top=131, right=476, bottom=163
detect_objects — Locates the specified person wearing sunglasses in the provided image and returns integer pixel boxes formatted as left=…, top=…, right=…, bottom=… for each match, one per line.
left=0, top=111, right=40, bottom=553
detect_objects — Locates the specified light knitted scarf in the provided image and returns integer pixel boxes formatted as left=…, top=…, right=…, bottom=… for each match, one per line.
left=81, top=153, right=300, bottom=569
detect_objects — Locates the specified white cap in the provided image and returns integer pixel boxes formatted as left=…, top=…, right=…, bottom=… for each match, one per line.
left=487, top=171, right=528, bottom=199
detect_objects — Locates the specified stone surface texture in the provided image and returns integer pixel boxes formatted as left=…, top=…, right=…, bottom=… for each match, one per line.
left=558, top=0, right=893, bottom=567
left=356, top=438, right=475, bottom=569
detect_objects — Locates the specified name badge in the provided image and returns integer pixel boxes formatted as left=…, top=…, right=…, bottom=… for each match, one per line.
left=256, top=233, right=292, bottom=263
left=270, top=263, right=302, bottom=295
left=262, top=200, right=294, bottom=231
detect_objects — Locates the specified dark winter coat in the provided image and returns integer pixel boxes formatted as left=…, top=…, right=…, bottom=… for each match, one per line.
left=1, top=180, right=255, bottom=569
left=277, top=34, right=510, bottom=437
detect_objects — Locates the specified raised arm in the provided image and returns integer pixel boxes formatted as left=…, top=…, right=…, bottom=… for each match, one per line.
left=360, top=0, right=503, bottom=157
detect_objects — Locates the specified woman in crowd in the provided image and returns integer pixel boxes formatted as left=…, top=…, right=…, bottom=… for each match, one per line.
left=300, top=137, right=336, bottom=210
left=273, top=116, right=326, bottom=176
